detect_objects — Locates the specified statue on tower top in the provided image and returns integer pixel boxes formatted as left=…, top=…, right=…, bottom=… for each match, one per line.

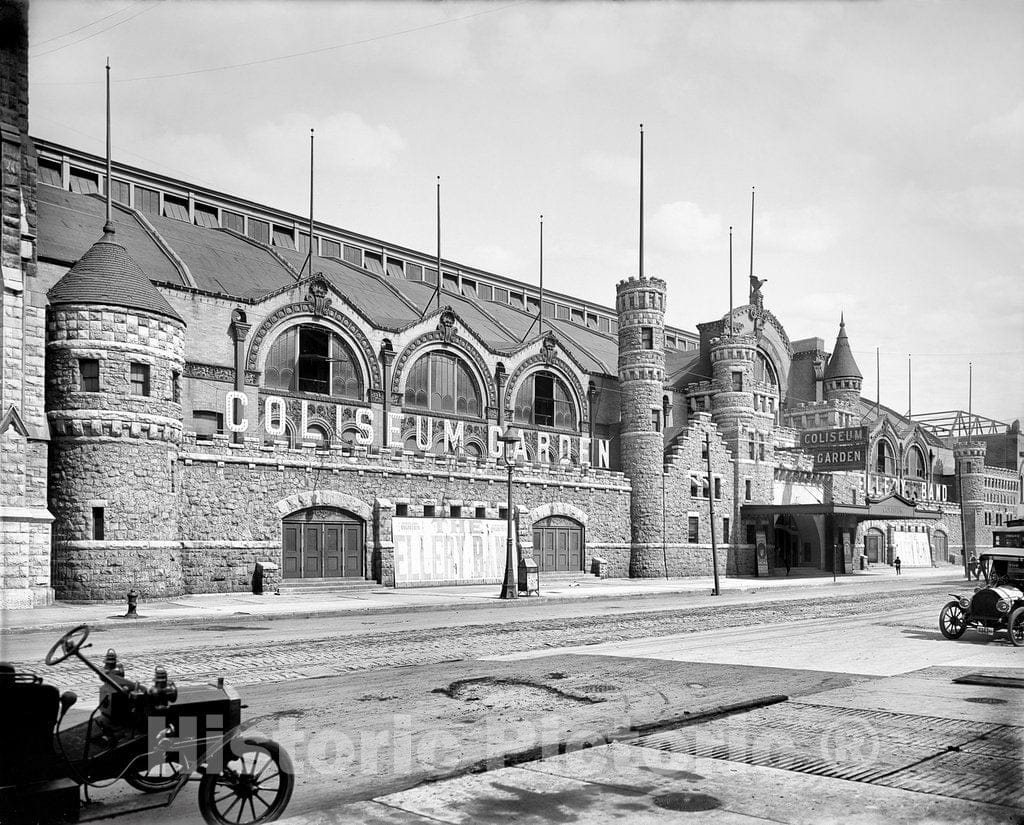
left=749, top=274, right=767, bottom=309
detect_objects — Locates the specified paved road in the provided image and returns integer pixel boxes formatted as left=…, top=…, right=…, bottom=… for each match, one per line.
left=12, top=579, right=1020, bottom=824
left=7, top=583, right=960, bottom=698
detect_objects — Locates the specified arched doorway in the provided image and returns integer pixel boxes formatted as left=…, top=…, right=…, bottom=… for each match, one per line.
left=864, top=528, right=885, bottom=564
left=533, top=516, right=584, bottom=573
left=932, top=530, right=948, bottom=564
left=282, top=507, right=364, bottom=579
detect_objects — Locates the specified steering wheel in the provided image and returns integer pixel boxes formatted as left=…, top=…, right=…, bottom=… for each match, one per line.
left=46, top=624, right=91, bottom=666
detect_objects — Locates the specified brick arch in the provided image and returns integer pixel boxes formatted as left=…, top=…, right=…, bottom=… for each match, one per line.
left=246, top=303, right=382, bottom=393
left=523, top=502, right=589, bottom=531
left=274, top=490, right=372, bottom=523
left=504, top=355, right=588, bottom=428
left=391, top=331, right=497, bottom=411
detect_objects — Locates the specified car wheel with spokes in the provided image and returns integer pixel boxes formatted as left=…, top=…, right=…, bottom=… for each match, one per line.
left=124, top=758, right=185, bottom=792
left=198, top=736, right=293, bottom=825
left=939, top=600, right=968, bottom=639
left=1009, top=606, right=1024, bottom=647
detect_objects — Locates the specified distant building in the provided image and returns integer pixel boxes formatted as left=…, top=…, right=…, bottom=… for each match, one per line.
left=1, top=0, right=1019, bottom=606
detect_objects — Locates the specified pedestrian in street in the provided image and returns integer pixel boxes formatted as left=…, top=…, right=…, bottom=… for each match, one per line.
left=968, top=553, right=980, bottom=581
left=783, top=546, right=792, bottom=576
left=894, top=556, right=902, bottom=575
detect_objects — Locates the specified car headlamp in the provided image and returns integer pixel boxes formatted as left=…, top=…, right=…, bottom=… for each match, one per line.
left=996, top=599, right=1010, bottom=613
left=959, top=597, right=972, bottom=609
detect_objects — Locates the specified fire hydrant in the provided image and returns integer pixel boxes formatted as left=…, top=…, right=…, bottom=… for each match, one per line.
left=125, top=588, right=139, bottom=618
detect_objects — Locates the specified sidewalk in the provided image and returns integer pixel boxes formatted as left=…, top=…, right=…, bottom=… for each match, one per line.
left=281, top=664, right=1024, bottom=825
left=1, top=564, right=962, bottom=634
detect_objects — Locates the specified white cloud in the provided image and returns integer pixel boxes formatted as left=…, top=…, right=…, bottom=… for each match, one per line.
left=969, top=100, right=1024, bottom=142
left=902, top=186, right=1024, bottom=231
left=649, top=201, right=723, bottom=254
left=580, top=151, right=637, bottom=188
left=760, top=207, right=838, bottom=255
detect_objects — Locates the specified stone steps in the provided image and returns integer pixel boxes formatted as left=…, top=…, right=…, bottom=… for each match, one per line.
left=275, top=578, right=380, bottom=595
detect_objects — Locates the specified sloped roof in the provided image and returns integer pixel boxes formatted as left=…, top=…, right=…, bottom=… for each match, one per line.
left=47, top=228, right=184, bottom=323
left=35, top=186, right=624, bottom=372
left=824, top=315, right=862, bottom=380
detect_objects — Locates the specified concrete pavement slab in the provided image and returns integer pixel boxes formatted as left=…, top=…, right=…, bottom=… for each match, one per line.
left=301, top=746, right=1017, bottom=825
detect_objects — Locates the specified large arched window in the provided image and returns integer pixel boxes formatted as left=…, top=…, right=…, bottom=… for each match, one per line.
left=754, top=351, right=778, bottom=387
left=875, top=439, right=895, bottom=475
left=264, top=325, right=363, bottom=399
left=403, top=351, right=481, bottom=417
left=513, top=371, right=577, bottom=429
left=905, top=446, right=927, bottom=479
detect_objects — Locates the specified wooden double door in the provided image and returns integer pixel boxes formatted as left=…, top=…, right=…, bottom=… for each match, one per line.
left=282, top=507, right=363, bottom=579
left=533, top=516, right=584, bottom=573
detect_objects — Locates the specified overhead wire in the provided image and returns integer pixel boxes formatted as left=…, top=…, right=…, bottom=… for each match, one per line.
left=31, top=2, right=159, bottom=58
left=33, top=0, right=528, bottom=84
left=31, top=1, right=146, bottom=48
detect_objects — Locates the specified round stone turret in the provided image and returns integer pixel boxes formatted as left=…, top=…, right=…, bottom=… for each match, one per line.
left=709, top=334, right=758, bottom=440
left=953, top=440, right=987, bottom=558
left=616, top=275, right=666, bottom=577
left=46, top=230, right=186, bottom=600
left=823, top=315, right=862, bottom=404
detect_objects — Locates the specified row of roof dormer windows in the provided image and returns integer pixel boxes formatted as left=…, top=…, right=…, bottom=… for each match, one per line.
left=985, top=476, right=1020, bottom=491
left=38, top=154, right=704, bottom=351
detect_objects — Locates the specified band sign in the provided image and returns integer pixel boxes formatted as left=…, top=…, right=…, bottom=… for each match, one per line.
left=800, top=426, right=868, bottom=471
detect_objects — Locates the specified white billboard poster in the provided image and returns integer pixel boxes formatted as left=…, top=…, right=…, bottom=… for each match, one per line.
left=392, top=517, right=507, bottom=585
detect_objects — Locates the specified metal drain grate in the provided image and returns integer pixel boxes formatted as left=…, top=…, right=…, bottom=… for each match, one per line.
left=631, top=701, right=1022, bottom=806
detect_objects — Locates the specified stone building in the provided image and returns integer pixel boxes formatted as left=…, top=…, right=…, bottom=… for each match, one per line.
left=2, top=0, right=1020, bottom=606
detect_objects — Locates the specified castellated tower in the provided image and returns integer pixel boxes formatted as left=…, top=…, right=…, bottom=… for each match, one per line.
left=709, top=335, right=760, bottom=442
left=616, top=275, right=667, bottom=577
left=823, top=315, right=862, bottom=405
left=46, top=229, right=186, bottom=600
left=954, top=440, right=987, bottom=558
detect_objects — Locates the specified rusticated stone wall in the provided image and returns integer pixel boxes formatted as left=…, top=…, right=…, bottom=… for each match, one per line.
left=1, top=0, right=53, bottom=608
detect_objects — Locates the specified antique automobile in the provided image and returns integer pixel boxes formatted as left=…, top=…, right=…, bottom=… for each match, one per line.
left=0, top=624, right=294, bottom=824
left=939, top=548, right=1024, bottom=646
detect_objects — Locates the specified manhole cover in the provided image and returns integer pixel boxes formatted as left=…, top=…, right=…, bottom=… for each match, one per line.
left=652, top=792, right=721, bottom=812
left=964, top=697, right=1008, bottom=705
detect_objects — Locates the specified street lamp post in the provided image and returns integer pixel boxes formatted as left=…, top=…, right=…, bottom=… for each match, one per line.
left=498, top=425, right=522, bottom=600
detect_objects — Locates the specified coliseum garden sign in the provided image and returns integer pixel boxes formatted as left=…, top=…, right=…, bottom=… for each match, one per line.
left=800, top=425, right=869, bottom=471
left=223, top=392, right=611, bottom=468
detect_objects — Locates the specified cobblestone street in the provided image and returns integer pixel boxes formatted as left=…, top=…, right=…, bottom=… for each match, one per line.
left=14, top=586, right=942, bottom=698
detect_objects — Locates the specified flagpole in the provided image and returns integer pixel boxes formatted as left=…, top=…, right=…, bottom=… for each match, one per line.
left=104, top=58, right=113, bottom=234
left=728, top=226, right=734, bottom=336
left=749, top=186, right=755, bottom=282
left=639, top=123, right=644, bottom=279
left=435, top=175, right=441, bottom=311
left=539, top=214, right=544, bottom=334
left=307, top=128, right=315, bottom=276
left=875, top=347, right=880, bottom=421
left=908, top=353, right=912, bottom=418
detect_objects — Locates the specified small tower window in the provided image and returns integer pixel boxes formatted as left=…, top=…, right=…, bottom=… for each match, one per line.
left=79, top=359, right=100, bottom=392
left=171, top=371, right=181, bottom=404
left=92, top=506, right=104, bottom=541
left=130, top=363, right=151, bottom=396
left=731, top=372, right=743, bottom=392
left=641, top=327, right=654, bottom=349
left=687, top=516, right=699, bottom=543
left=745, top=479, right=752, bottom=501
left=714, top=478, right=722, bottom=499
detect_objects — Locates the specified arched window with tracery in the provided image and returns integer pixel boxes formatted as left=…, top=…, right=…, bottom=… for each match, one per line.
left=754, top=351, right=778, bottom=387
left=905, top=445, right=926, bottom=479
left=875, top=439, right=896, bottom=475
left=264, top=324, right=363, bottom=400
left=513, top=370, right=578, bottom=430
left=403, top=350, right=482, bottom=417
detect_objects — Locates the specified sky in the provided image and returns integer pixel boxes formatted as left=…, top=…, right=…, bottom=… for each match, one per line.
left=27, top=0, right=1024, bottom=426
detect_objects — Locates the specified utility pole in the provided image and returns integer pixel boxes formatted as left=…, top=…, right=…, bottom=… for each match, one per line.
left=706, top=432, right=720, bottom=596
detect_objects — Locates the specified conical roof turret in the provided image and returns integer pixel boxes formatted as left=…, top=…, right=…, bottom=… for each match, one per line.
left=48, top=227, right=184, bottom=323
left=824, top=314, right=861, bottom=380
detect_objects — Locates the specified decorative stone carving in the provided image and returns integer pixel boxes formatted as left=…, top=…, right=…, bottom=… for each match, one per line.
left=437, top=308, right=457, bottom=344
left=305, top=273, right=332, bottom=317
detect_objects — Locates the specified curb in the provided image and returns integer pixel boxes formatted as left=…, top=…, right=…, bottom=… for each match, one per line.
left=1, top=575, right=962, bottom=635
